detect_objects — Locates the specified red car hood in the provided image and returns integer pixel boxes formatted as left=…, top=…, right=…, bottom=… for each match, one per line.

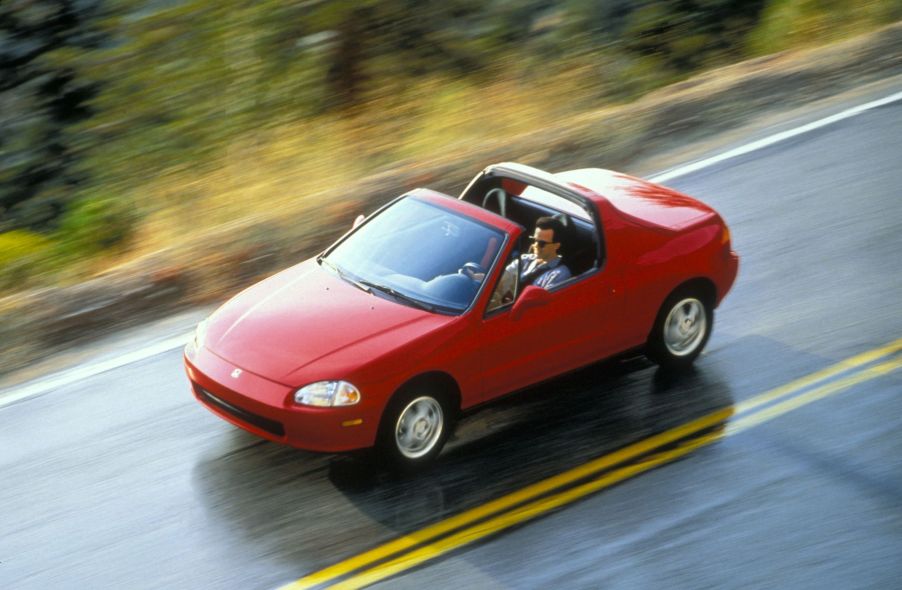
left=204, top=259, right=444, bottom=384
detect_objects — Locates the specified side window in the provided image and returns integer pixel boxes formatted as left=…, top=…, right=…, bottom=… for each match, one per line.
left=486, top=250, right=520, bottom=314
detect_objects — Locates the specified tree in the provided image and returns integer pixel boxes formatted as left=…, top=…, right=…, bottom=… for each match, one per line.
left=621, top=0, right=767, bottom=71
left=0, top=0, right=105, bottom=231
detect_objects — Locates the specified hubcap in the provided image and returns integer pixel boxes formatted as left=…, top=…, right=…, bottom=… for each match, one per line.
left=663, top=297, right=707, bottom=357
left=395, top=396, right=444, bottom=459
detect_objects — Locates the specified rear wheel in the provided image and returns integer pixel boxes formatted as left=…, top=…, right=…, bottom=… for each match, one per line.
left=647, top=288, right=713, bottom=370
left=377, top=386, right=453, bottom=472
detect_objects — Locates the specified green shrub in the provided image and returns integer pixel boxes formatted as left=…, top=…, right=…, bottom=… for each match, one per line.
left=747, top=0, right=902, bottom=55
left=613, top=54, right=681, bottom=100
left=0, top=230, right=55, bottom=290
left=57, top=195, right=137, bottom=257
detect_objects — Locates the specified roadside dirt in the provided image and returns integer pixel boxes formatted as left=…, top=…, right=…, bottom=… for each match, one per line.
left=1, top=23, right=900, bottom=379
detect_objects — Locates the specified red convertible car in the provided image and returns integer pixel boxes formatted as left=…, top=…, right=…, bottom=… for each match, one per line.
left=184, top=163, right=738, bottom=469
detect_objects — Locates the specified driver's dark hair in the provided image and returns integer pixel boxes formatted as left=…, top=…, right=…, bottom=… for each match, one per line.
left=535, top=216, right=565, bottom=244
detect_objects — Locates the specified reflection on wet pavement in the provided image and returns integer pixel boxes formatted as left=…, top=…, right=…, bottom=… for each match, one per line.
left=192, top=355, right=733, bottom=571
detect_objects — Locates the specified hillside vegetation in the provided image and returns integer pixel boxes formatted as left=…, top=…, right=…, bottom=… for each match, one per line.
left=1, top=0, right=900, bottom=293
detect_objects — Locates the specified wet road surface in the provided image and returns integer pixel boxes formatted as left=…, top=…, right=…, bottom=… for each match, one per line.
left=2, top=96, right=901, bottom=589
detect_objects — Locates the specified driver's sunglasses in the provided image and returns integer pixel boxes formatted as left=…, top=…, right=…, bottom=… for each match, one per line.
left=529, top=237, right=556, bottom=248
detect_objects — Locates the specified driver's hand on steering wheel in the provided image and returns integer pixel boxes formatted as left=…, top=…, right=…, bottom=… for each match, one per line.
left=465, top=268, right=485, bottom=281
left=459, top=262, right=486, bottom=282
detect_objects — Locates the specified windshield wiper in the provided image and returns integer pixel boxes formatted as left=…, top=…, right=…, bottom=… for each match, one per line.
left=356, top=280, right=436, bottom=312
left=317, top=256, right=371, bottom=294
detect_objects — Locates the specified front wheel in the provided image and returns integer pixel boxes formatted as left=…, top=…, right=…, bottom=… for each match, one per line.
left=646, top=289, right=713, bottom=370
left=377, top=388, right=453, bottom=472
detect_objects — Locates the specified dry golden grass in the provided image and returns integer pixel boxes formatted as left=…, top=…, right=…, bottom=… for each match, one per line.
left=127, top=70, right=596, bottom=259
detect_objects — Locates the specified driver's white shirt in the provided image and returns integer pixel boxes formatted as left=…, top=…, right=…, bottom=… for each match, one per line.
left=488, top=254, right=571, bottom=310
left=519, top=254, right=571, bottom=288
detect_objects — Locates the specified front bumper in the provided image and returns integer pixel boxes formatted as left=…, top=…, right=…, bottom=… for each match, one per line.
left=184, top=346, right=380, bottom=452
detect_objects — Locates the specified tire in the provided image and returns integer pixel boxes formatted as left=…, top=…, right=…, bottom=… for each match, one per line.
left=376, top=386, right=454, bottom=472
left=646, top=287, right=713, bottom=370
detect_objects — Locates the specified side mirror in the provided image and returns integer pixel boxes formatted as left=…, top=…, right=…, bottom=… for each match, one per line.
left=352, top=214, right=366, bottom=229
left=511, top=285, right=551, bottom=321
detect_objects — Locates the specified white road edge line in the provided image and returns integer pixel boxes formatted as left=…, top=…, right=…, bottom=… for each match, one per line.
left=650, top=90, right=902, bottom=183
left=3, top=88, right=902, bottom=409
left=0, top=333, right=191, bottom=408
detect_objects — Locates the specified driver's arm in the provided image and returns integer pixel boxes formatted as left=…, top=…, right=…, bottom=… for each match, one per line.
left=487, top=258, right=518, bottom=310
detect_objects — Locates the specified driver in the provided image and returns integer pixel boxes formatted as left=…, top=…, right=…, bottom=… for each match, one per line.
left=520, top=216, right=571, bottom=288
left=485, top=216, right=571, bottom=309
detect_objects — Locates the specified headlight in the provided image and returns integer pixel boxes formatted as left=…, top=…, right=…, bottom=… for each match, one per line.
left=294, top=381, right=361, bottom=407
left=193, top=319, right=209, bottom=351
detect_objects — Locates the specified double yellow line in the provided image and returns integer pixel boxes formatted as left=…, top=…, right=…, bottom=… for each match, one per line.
left=728, top=339, right=902, bottom=434
left=281, top=338, right=902, bottom=590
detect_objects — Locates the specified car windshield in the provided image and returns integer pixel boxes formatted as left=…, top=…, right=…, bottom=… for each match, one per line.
left=324, top=196, right=506, bottom=313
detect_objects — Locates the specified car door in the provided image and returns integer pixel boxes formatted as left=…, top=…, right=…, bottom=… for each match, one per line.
left=473, top=253, right=625, bottom=403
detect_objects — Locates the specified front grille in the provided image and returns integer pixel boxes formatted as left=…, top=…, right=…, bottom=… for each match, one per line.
left=196, top=385, right=285, bottom=437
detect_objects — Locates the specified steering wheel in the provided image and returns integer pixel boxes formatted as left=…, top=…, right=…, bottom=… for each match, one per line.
left=458, top=262, right=486, bottom=282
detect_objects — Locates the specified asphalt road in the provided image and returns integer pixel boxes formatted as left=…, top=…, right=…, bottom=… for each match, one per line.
left=2, top=95, right=901, bottom=590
